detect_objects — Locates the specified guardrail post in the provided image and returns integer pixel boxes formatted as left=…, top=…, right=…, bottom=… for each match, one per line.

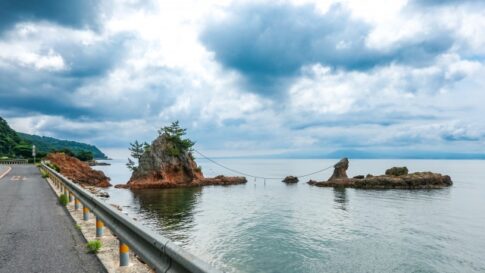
left=83, top=206, right=90, bottom=221
left=119, top=240, right=130, bottom=266
left=96, top=216, right=104, bottom=237
left=75, top=198, right=81, bottom=210
left=69, top=191, right=74, bottom=203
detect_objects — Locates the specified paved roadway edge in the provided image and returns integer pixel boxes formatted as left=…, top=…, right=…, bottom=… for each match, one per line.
left=42, top=169, right=152, bottom=273
left=0, top=166, right=12, bottom=181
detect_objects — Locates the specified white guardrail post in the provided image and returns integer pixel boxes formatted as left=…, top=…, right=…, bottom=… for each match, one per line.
left=41, top=162, right=223, bottom=273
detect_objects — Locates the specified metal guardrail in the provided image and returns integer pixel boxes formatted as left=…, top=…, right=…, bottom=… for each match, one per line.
left=41, top=162, right=222, bottom=273
left=0, top=159, right=29, bottom=164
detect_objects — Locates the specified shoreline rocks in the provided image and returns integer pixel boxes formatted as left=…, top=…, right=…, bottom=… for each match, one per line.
left=282, top=176, right=299, bottom=183
left=115, top=175, right=247, bottom=189
left=46, top=153, right=111, bottom=187
left=308, top=158, right=452, bottom=189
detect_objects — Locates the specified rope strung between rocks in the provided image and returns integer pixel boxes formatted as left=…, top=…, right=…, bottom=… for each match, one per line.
left=193, top=149, right=335, bottom=181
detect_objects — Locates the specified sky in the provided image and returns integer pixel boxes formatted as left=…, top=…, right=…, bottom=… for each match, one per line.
left=1, top=0, right=484, bottom=158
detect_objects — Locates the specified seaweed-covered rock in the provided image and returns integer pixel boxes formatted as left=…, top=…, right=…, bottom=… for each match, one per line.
left=385, top=167, right=409, bottom=176
left=282, top=176, right=299, bottom=183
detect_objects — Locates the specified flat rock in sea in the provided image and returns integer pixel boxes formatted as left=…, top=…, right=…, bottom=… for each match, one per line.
left=308, top=158, right=452, bottom=189
left=282, top=176, right=299, bottom=183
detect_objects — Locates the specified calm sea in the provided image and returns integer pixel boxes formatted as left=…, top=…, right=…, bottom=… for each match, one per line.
left=94, top=159, right=485, bottom=273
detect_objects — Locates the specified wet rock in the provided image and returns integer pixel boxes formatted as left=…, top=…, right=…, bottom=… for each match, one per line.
left=308, top=159, right=452, bottom=189
left=97, top=191, right=110, bottom=198
left=110, top=204, right=122, bottom=211
left=307, top=179, right=317, bottom=185
left=385, top=167, right=409, bottom=176
left=118, top=175, right=247, bottom=189
left=282, top=176, right=299, bottom=183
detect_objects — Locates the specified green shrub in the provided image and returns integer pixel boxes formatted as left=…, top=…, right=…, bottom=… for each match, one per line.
left=59, top=194, right=69, bottom=206
left=86, top=240, right=102, bottom=254
left=40, top=169, right=49, bottom=178
left=46, top=162, right=60, bottom=172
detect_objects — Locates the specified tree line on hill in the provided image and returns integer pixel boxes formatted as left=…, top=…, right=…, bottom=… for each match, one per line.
left=0, top=117, right=107, bottom=161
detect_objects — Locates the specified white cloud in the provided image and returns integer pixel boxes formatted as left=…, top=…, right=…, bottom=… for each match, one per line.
left=1, top=0, right=485, bottom=157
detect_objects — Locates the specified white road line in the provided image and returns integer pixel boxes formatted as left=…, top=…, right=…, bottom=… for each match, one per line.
left=0, top=166, right=12, bottom=181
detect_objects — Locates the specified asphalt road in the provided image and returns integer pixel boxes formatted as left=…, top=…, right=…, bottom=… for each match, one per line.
left=0, top=165, right=8, bottom=177
left=0, top=165, right=106, bottom=273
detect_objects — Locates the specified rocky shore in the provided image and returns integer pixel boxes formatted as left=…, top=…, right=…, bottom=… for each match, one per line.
left=308, top=158, right=452, bottom=189
left=117, top=132, right=247, bottom=189
left=46, top=153, right=111, bottom=187
left=282, top=176, right=299, bottom=183
left=116, top=175, right=247, bottom=189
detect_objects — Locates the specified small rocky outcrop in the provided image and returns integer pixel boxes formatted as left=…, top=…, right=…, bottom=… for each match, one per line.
left=282, top=176, right=299, bottom=183
left=308, top=159, right=452, bottom=189
left=117, top=134, right=247, bottom=189
left=46, top=153, right=111, bottom=187
left=385, top=167, right=408, bottom=176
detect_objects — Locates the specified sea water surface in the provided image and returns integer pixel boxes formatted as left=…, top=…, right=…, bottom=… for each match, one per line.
left=94, top=159, right=485, bottom=273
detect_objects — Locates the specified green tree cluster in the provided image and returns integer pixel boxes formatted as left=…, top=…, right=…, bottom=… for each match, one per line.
left=126, top=121, right=195, bottom=171
left=1, top=116, right=107, bottom=160
left=126, top=140, right=150, bottom=171
left=158, top=121, right=195, bottom=157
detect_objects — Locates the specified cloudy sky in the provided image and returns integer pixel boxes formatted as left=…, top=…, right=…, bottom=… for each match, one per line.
left=1, top=0, right=484, bottom=158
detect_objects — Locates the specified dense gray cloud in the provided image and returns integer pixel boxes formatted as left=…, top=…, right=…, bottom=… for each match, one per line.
left=0, top=26, right=130, bottom=119
left=201, top=3, right=453, bottom=95
left=0, top=0, right=102, bottom=33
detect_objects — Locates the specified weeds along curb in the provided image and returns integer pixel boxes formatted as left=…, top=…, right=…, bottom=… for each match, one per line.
left=0, top=166, right=12, bottom=181
left=43, top=174, right=152, bottom=273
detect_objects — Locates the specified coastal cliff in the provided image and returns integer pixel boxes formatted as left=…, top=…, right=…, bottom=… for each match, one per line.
left=46, top=153, right=111, bottom=187
left=308, top=158, right=452, bottom=189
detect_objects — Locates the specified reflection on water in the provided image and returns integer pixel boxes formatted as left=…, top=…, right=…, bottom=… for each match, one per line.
left=132, top=187, right=201, bottom=244
left=333, top=188, right=348, bottom=210
left=95, top=159, right=485, bottom=273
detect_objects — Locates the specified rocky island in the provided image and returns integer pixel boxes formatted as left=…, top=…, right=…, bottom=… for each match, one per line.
left=282, top=176, right=299, bottom=183
left=308, top=158, right=452, bottom=189
left=45, top=152, right=111, bottom=187
left=116, top=122, right=246, bottom=189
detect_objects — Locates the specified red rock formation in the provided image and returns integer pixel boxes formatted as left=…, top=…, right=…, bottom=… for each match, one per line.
left=117, top=175, right=247, bottom=189
left=46, top=153, right=111, bottom=187
left=118, top=134, right=247, bottom=189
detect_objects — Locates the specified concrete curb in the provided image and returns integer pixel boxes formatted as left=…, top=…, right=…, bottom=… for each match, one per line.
left=0, top=166, right=12, bottom=181
left=42, top=170, right=152, bottom=273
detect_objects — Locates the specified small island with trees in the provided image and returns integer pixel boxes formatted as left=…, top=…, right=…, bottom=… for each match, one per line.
left=116, top=121, right=247, bottom=189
